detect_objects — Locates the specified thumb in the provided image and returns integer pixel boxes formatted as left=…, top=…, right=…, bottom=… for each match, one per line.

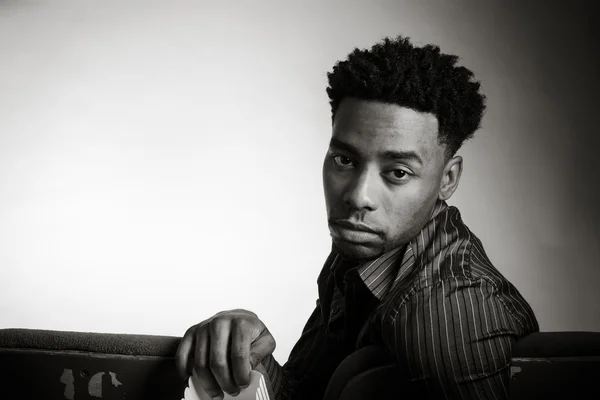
left=249, top=329, right=276, bottom=369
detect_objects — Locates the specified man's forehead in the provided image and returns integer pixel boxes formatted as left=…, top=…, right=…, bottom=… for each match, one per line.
left=334, top=98, right=438, bottom=130
left=331, top=99, right=440, bottom=157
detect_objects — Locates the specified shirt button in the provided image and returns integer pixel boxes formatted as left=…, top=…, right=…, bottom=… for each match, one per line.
left=332, top=306, right=340, bottom=314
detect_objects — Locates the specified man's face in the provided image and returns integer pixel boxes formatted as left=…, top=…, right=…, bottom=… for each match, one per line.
left=323, top=97, right=450, bottom=261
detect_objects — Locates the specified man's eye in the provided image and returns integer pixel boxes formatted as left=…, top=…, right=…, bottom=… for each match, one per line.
left=386, top=169, right=410, bottom=181
left=333, top=155, right=354, bottom=167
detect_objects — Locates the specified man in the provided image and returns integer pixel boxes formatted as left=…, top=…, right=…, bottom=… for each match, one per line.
left=176, top=35, right=539, bottom=399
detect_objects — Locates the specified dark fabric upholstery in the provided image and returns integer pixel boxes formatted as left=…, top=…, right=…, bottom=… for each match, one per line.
left=321, top=332, right=600, bottom=399
left=511, top=331, right=600, bottom=357
left=1, top=328, right=600, bottom=399
left=0, top=328, right=181, bottom=356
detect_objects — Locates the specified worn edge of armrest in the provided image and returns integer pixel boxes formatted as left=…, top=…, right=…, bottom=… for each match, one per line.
left=512, top=331, right=600, bottom=358
left=0, top=328, right=181, bottom=357
left=511, top=356, right=600, bottom=363
left=0, top=347, right=176, bottom=361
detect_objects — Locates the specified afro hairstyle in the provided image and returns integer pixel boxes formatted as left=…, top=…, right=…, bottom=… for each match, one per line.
left=326, top=35, right=486, bottom=157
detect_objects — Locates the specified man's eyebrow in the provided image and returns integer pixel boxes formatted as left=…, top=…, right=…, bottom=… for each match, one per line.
left=381, top=149, right=423, bottom=165
left=329, top=137, right=424, bottom=165
left=329, top=137, right=360, bottom=154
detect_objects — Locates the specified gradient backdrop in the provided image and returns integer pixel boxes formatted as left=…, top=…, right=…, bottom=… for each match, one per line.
left=1, top=0, right=599, bottom=362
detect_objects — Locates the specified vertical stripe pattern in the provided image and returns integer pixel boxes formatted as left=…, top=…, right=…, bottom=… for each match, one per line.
left=260, top=201, right=539, bottom=399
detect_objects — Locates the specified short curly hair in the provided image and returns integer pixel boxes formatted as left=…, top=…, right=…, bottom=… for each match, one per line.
left=326, top=35, right=486, bottom=157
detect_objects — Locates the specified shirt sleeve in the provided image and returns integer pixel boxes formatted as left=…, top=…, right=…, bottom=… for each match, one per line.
left=260, top=299, right=337, bottom=400
left=380, top=277, right=525, bottom=399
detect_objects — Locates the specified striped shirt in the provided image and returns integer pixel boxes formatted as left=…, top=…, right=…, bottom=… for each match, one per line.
left=261, top=201, right=539, bottom=399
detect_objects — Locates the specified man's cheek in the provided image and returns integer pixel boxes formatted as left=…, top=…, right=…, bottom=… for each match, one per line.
left=324, top=175, right=344, bottom=200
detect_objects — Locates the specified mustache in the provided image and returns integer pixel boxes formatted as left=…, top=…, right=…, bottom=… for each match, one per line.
left=328, top=218, right=381, bottom=234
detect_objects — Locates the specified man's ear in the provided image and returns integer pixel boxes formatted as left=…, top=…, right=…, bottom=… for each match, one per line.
left=438, top=155, right=463, bottom=201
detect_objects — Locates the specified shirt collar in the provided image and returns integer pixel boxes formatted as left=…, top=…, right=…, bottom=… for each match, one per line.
left=345, top=199, right=449, bottom=300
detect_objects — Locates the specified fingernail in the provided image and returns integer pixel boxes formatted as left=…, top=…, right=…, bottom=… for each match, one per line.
left=231, top=390, right=240, bottom=396
left=240, top=384, right=249, bottom=390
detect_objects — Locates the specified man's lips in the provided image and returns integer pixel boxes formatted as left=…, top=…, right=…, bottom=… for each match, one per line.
left=329, top=220, right=381, bottom=243
left=331, top=220, right=379, bottom=233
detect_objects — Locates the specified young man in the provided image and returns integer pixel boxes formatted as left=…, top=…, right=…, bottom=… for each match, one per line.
left=176, top=35, right=539, bottom=400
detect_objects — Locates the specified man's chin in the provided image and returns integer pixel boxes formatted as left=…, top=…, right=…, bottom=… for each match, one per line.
left=333, top=239, right=383, bottom=262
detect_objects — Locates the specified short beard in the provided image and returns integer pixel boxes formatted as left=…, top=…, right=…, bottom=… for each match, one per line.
left=333, top=240, right=386, bottom=263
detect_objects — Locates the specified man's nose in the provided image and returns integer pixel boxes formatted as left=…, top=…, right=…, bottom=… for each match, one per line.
left=342, top=168, right=378, bottom=211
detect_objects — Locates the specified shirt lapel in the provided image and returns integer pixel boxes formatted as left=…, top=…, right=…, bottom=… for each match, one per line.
left=356, top=200, right=450, bottom=300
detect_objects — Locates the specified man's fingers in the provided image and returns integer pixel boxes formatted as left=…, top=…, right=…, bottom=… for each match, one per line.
left=230, top=319, right=253, bottom=388
left=208, top=319, right=239, bottom=396
left=175, top=326, right=195, bottom=379
left=249, top=328, right=276, bottom=369
left=195, top=367, right=223, bottom=400
left=194, top=328, right=223, bottom=400
left=177, top=311, right=274, bottom=399
left=194, top=328, right=209, bottom=376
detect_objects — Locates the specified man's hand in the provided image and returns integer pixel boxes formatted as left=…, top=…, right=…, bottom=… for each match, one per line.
left=176, top=309, right=276, bottom=399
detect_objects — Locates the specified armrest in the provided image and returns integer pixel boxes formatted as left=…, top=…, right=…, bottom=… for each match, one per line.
left=510, top=331, right=600, bottom=400
left=0, top=328, right=184, bottom=400
left=512, top=331, right=600, bottom=358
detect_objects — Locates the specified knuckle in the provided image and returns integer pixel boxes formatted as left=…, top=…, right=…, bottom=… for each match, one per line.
left=267, top=336, right=277, bottom=350
left=183, top=325, right=195, bottom=338
left=193, top=324, right=207, bottom=338
left=195, top=356, right=208, bottom=369
left=195, top=345, right=207, bottom=359
left=230, top=349, right=249, bottom=361
left=183, top=326, right=199, bottom=343
left=249, top=351, right=261, bottom=363
left=232, top=317, right=250, bottom=331
left=209, top=357, right=227, bottom=371
left=208, top=320, right=224, bottom=335
left=233, top=308, right=257, bottom=319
